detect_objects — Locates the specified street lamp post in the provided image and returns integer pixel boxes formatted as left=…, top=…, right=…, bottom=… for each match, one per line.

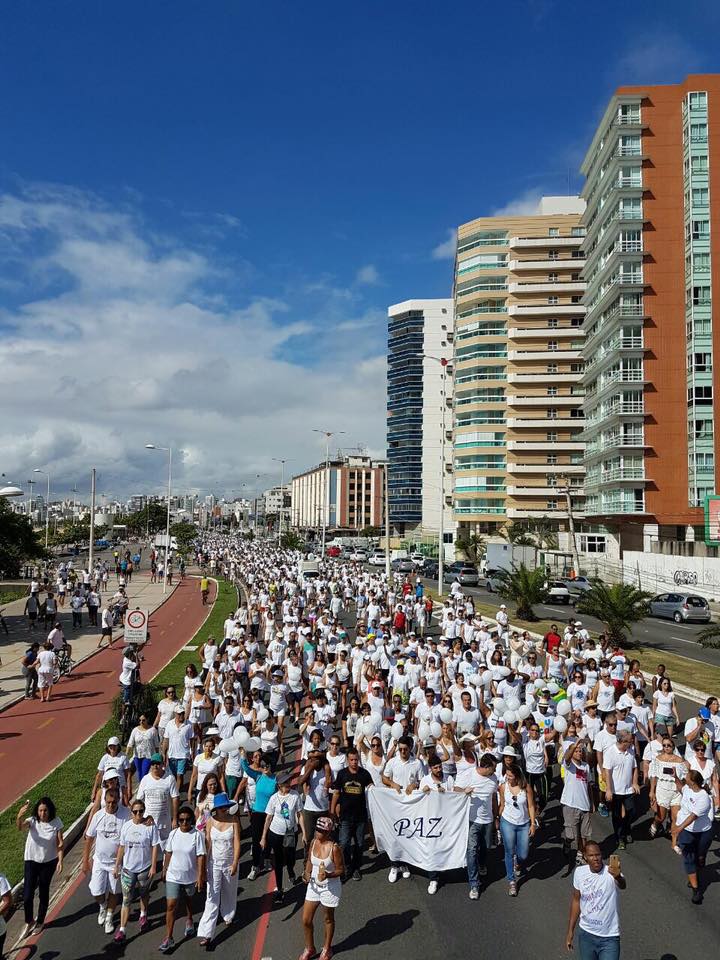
left=33, top=469, right=50, bottom=549
left=145, top=444, right=172, bottom=594
left=272, top=458, right=293, bottom=545
left=312, top=429, right=345, bottom=555
left=422, top=355, right=450, bottom=596
left=558, top=475, right=580, bottom=578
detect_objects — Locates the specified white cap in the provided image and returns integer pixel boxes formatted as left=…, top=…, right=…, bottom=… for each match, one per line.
left=103, top=769, right=119, bottom=780
left=107, top=736, right=120, bottom=747
left=500, top=604, right=507, bottom=609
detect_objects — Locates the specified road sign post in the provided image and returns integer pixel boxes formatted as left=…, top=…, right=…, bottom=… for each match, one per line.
left=124, top=607, right=149, bottom=645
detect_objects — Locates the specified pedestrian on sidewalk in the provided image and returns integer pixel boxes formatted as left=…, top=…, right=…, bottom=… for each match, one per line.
left=24, top=594, right=39, bottom=631
left=16, top=796, right=64, bottom=940
left=42, top=592, right=57, bottom=628
left=98, top=604, right=114, bottom=648
left=70, top=589, right=84, bottom=629
left=21, top=642, right=40, bottom=699
left=87, top=588, right=100, bottom=627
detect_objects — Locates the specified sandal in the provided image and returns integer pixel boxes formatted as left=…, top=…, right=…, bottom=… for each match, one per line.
left=298, top=950, right=317, bottom=960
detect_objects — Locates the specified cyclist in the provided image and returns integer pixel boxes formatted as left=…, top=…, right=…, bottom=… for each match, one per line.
left=179, top=557, right=186, bottom=580
left=48, top=621, right=73, bottom=667
left=200, top=575, right=209, bottom=606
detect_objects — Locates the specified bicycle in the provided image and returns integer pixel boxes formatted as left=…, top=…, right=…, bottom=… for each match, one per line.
left=119, top=682, right=144, bottom=744
left=52, top=646, right=74, bottom=683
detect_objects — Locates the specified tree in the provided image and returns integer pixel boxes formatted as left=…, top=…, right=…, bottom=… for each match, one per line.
left=494, top=564, right=549, bottom=621
left=360, top=526, right=381, bottom=537
left=575, top=582, right=651, bottom=645
left=118, top=502, right=168, bottom=537
left=500, top=522, right=536, bottom=547
left=169, top=521, right=197, bottom=558
left=0, top=498, right=46, bottom=577
left=527, top=518, right=559, bottom=552
left=455, top=532, right=486, bottom=565
left=280, top=531, right=302, bottom=550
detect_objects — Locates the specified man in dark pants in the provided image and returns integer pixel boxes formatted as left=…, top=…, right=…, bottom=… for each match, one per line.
left=330, top=747, right=372, bottom=880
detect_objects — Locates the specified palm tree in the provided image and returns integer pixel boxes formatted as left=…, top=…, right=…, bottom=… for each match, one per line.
left=575, top=582, right=651, bottom=645
left=455, top=532, right=486, bottom=566
left=697, top=624, right=720, bottom=649
left=494, top=564, right=549, bottom=621
left=280, top=531, right=302, bottom=550
left=500, top=522, right=535, bottom=547
left=528, top=518, right=559, bottom=552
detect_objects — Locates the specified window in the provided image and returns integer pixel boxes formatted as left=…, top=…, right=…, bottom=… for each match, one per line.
left=693, top=285, right=711, bottom=306
left=548, top=250, right=559, bottom=260
left=548, top=295, right=559, bottom=305
left=548, top=341, right=558, bottom=351
left=570, top=317, right=583, bottom=327
left=691, top=154, right=709, bottom=174
left=547, top=408, right=558, bottom=419
left=547, top=386, right=558, bottom=396
left=548, top=454, right=558, bottom=464
left=548, top=272, right=558, bottom=282
left=690, top=123, right=708, bottom=143
left=548, top=318, right=558, bottom=328
left=547, top=431, right=558, bottom=441
left=549, top=228, right=560, bottom=237
left=689, top=386, right=713, bottom=405
left=547, top=500, right=558, bottom=510
left=692, top=187, right=709, bottom=208
left=571, top=227, right=585, bottom=237
left=689, top=92, right=707, bottom=111
left=547, top=363, right=558, bottom=373
left=692, top=220, right=710, bottom=240
left=579, top=534, right=607, bottom=554
left=571, top=295, right=583, bottom=304
left=693, top=353, right=712, bottom=372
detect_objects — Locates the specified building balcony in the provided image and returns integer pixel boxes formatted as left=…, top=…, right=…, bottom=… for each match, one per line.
left=584, top=435, right=645, bottom=459
left=509, top=236, right=584, bottom=250
left=584, top=498, right=646, bottom=516
left=507, top=485, right=586, bottom=496
left=508, top=281, right=585, bottom=295
left=507, top=507, right=586, bottom=519
left=507, top=441, right=585, bottom=451
left=506, top=463, right=585, bottom=474
left=508, top=327, right=584, bottom=339
left=508, top=395, right=584, bottom=406
left=508, top=258, right=586, bottom=272
left=508, top=303, right=586, bottom=317
left=585, top=467, right=646, bottom=487
left=508, top=349, right=582, bottom=361
left=507, top=417, right=586, bottom=428
left=508, top=371, right=583, bottom=384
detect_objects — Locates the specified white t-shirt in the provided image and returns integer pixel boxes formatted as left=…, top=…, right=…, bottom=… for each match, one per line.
left=677, top=785, right=713, bottom=833
left=302, top=767, right=330, bottom=812
left=603, top=745, right=636, bottom=795
left=24, top=816, right=64, bottom=863
left=384, top=756, right=422, bottom=789
left=419, top=773, right=454, bottom=792
left=265, top=790, right=302, bottom=836
left=561, top=760, right=591, bottom=812
left=573, top=865, right=620, bottom=937
left=0, top=873, right=10, bottom=935
left=165, top=721, right=193, bottom=760
left=454, top=767, right=498, bottom=824
left=652, top=689, right=675, bottom=717
left=683, top=719, right=712, bottom=762
left=119, top=657, right=138, bottom=687
left=165, top=827, right=206, bottom=884
left=137, top=772, right=179, bottom=833
left=193, top=754, right=224, bottom=792
left=86, top=807, right=131, bottom=867
left=119, top=819, right=160, bottom=873
left=523, top=738, right=547, bottom=774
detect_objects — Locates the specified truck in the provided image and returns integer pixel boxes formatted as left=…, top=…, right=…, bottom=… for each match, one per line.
left=298, top=559, right=320, bottom=588
left=483, top=543, right=536, bottom=575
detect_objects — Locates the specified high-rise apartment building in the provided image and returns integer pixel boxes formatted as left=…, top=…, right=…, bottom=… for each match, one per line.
left=452, top=198, right=586, bottom=538
left=580, top=75, right=720, bottom=554
left=387, top=299, right=455, bottom=541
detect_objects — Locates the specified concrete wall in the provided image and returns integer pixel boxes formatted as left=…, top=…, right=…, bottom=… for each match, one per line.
left=622, top=549, right=720, bottom=600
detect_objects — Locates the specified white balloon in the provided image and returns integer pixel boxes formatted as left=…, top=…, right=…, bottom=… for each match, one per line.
left=556, top=699, right=572, bottom=716
left=232, top=725, right=250, bottom=748
left=218, top=737, right=237, bottom=753
left=503, top=710, right=517, bottom=725
left=517, top=704, right=531, bottom=721
left=553, top=716, right=568, bottom=734
left=506, top=697, right=521, bottom=712
left=256, top=707, right=269, bottom=723
left=481, top=670, right=493, bottom=685
left=533, top=678, right=545, bottom=691
left=547, top=681, right=560, bottom=695
left=391, top=721, right=404, bottom=740
left=439, top=708, right=453, bottom=724
left=244, top=736, right=261, bottom=753
left=418, top=720, right=430, bottom=741
left=366, top=715, right=382, bottom=735
left=430, top=721, right=443, bottom=739
left=492, top=697, right=507, bottom=716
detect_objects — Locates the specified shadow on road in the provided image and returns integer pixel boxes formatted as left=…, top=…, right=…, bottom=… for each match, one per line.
left=332, top=909, right=420, bottom=954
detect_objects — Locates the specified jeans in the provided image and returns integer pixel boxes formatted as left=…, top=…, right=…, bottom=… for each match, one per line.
left=23, top=858, right=57, bottom=924
left=678, top=827, right=712, bottom=874
left=466, top=821, right=493, bottom=888
left=24, top=669, right=38, bottom=698
left=338, top=818, right=366, bottom=874
left=133, top=757, right=152, bottom=781
left=72, top=611, right=82, bottom=628
left=577, top=928, right=621, bottom=960
left=267, top=830, right=296, bottom=889
left=499, top=819, right=529, bottom=882
left=610, top=794, right=636, bottom=842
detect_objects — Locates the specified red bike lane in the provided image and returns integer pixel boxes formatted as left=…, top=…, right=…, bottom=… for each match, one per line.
left=0, top=576, right=218, bottom=812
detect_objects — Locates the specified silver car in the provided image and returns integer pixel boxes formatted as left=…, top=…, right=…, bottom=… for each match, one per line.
left=648, top=592, right=711, bottom=624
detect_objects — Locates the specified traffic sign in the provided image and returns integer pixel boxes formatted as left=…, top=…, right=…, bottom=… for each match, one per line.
left=124, top=608, right=149, bottom=645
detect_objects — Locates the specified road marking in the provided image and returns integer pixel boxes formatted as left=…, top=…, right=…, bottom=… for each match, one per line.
left=38, top=718, right=54, bottom=728
left=671, top=636, right=698, bottom=645
left=182, top=645, right=199, bottom=651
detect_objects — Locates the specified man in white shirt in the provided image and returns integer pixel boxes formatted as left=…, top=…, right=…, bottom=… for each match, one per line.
left=136, top=754, right=179, bottom=846
left=566, top=842, right=625, bottom=955
left=603, top=733, right=639, bottom=848
left=454, top=752, right=499, bottom=899
left=82, top=788, right=130, bottom=934
left=382, top=737, right=423, bottom=883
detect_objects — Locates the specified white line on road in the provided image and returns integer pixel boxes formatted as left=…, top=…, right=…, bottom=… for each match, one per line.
left=671, top=636, right=699, bottom=645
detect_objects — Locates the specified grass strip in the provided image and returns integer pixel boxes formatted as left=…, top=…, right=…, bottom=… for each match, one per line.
left=0, top=587, right=28, bottom=604
left=0, top=578, right=237, bottom=885
left=428, top=590, right=720, bottom=694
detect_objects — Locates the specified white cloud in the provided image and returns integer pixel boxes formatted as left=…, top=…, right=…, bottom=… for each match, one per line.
left=355, top=264, right=381, bottom=286
left=0, top=184, right=387, bottom=498
left=608, top=33, right=703, bottom=86
left=491, top=189, right=543, bottom=217
left=431, top=229, right=456, bottom=260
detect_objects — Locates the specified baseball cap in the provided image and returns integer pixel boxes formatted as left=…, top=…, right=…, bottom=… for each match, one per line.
left=150, top=753, right=164, bottom=764
left=500, top=604, right=507, bottom=609
left=698, top=706, right=711, bottom=720
left=107, top=736, right=120, bottom=747
left=174, top=704, right=185, bottom=713
left=103, top=770, right=119, bottom=781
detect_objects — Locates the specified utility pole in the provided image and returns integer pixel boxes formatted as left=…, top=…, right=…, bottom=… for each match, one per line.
left=559, top=475, right=580, bottom=577
left=384, top=462, right=391, bottom=581
left=312, top=429, right=345, bottom=555
left=272, top=458, right=293, bottom=545
left=422, top=355, right=450, bottom=595
left=89, top=468, right=96, bottom=573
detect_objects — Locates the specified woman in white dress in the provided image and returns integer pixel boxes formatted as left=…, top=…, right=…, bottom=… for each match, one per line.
left=299, top=817, right=345, bottom=960
left=197, top=793, right=241, bottom=947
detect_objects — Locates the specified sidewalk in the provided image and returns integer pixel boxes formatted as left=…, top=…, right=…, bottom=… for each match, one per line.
left=0, top=571, right=177, bottom=710
left=0, top=575, right=217, bottom=813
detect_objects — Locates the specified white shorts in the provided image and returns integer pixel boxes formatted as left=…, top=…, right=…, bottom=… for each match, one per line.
left=305, top=878, right=341, bottom=908
left=90, top=862, right=120, bottom=897
left=38, top=670, right=54, bottom=689
left=655, top=781, right=682, bottom=808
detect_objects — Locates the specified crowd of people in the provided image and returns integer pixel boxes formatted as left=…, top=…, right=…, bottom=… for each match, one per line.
left=5, top=535, right=720, bottom=959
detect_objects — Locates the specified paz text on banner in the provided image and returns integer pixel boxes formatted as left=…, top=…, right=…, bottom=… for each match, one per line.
left=367, top=787, right=470, bottom=871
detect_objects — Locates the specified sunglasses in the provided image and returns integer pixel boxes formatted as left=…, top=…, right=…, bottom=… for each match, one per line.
left=132, top=808, right=145, bottom=815
left=178, top=816, right=193, bottom=823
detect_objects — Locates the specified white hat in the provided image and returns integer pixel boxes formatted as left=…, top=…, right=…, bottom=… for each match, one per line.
left=502, top=745, right=517, bottom=757
left=103, top=769, right=119, bottom=780
left=107, top=736, right=120, bottom=747
left=355, top=638, right=363, bottom=645
left=174, top=704, right=185, bottom=713
left=500, top=604, right=507, bottom=609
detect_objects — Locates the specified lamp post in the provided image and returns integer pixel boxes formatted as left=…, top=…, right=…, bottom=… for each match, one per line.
left=422, top=355, right=450, bottom=596
left=26, top=478, right=35, bottom=523
left=33, top=469, right=50, bottom=549
left=145, top=444, right=172, bottom=594
left=558, top=475, right=580, bottom=578
left=312, top=429, right=345, bottom=555
left=272, top=458, right=293, bottom=544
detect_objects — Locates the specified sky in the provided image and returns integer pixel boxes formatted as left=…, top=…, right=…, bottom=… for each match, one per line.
left=0, top=0, right=718, bottom=502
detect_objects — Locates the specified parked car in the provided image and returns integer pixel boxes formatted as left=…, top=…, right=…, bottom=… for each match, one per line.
left=443, top=562, right=479, bottom=586
left=392, top=558, right=415, bottom=574
left=368, top=551, right=387, bottom=567
left=485, top=568, right=505, bottom=592
left=544, top=580, right=571, bottom=604
left=648, top=592, right=711, bottom=624
left=349, top=549, right=368, bottom=562
left=409, top=553, right=426, bottom=568
left=563, top=575, right=594, bottom=594
left=326, top=545, right=341, bottom=558
left=421, top=560, right=439, bottom=579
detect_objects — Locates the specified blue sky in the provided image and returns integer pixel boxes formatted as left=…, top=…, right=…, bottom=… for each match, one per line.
left=0, top=0, right=717, bottom=499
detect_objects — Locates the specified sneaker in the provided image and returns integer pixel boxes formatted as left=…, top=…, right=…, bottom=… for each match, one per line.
left=388, top=867, right=399, bottom=883
left=159, top=937, right=175, bottom=953
left=273, top=890, right=284, bottom=904
left=352, top=870, right=361, bottom=881
left=97, top=905, right=107, bottom=926
left=248, top=866, right=258, bottom=881
left=427, top=880, right=438, bottom=895
left=598, top=803, right=609, bottom=818
left=625, top=834, right=634, bottom=845
left=401, top=866, right=411, bottom=879
left=617, top=839, right=626, bottom=850
left=649, top=823, right=658, bottom=838
left=513, top=858, right=521, bottom=879
left=104, top=915, right=115, bottom=935
left=114, top=930, right=127, bottom=944
left=508, top=880, right=518, bottom=897
left=691, top=888, right=703, bottom=905
left=469, top=886, right=480, bottom=900
left=139, top=914, right=149, bottom=932
left=184, top=923, right=195, bottom=938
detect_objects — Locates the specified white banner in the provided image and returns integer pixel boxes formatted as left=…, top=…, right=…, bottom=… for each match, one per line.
left=367, top=787, right=470, bottom=871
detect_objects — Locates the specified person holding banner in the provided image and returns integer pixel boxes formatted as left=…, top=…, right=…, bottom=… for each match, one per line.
left=299, top=816, right=345, bottom=960
left=455, top=752, right=499, bottom=900
left=382, top=736, right=423, bottom=883
left=498, top=764, right=536, bottom=897
left=419, top=754, right=454, bottom=894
